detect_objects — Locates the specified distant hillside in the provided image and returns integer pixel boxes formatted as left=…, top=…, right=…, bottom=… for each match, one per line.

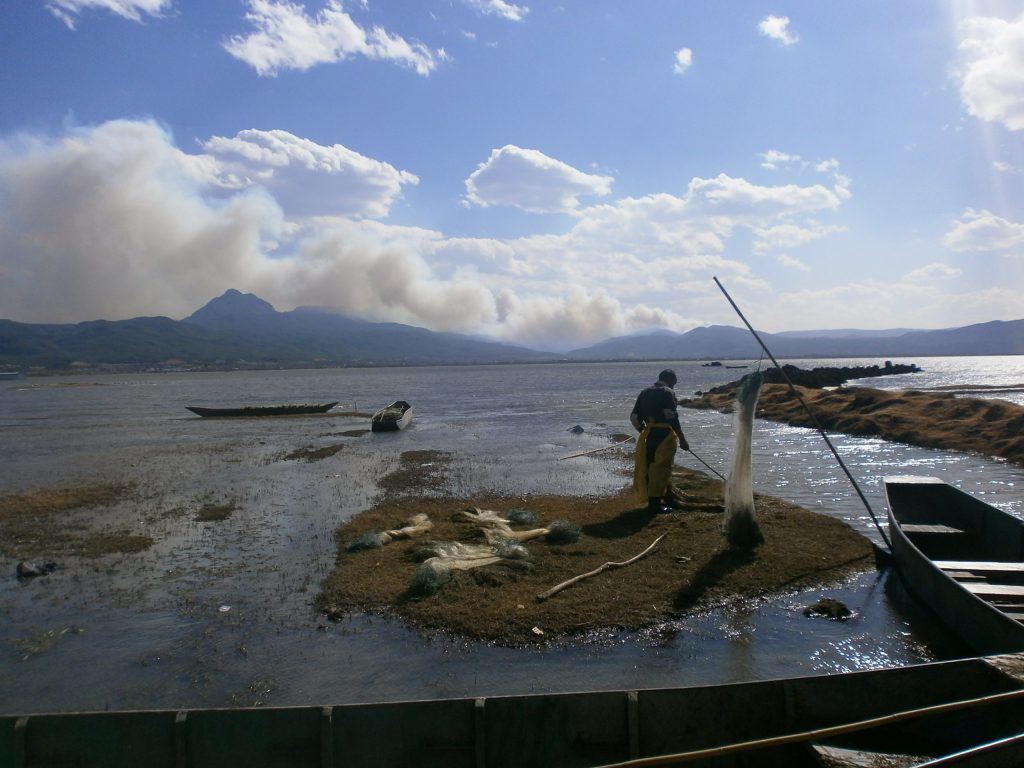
left=0, top=290, right=555, bottom=370
left=2, top=290, right=1021, bottom=372
left=567, top=319, right=1024, bottom=360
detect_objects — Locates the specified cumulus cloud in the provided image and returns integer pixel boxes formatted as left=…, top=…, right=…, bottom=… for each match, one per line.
left=758, top=15, right=799, bottom=46
left=752, top=221, right=845, bottom=255
left=760, top=149, right=801, bottom=170
left=463, top=0, right=529, bottom=22
left=0, top=119, right=853, bottom=349
left=223, top=0, right=448, bottom=76
left=954, top=13, right=1024, bottom=130
left=672, top=48, right=693, bottom=75
left=199, top=129, right=418, bottom=218
left=943, top=209, right=1024, bottom=251
left=464, top=145, right=614, bottom=214
left=902, top=263, right=963, bottom=282
left=776, top=254, right=810, bottom=272
left=46, top=0, right=171, bottom=28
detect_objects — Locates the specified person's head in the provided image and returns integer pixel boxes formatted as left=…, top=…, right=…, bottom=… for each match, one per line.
left=658, top=369, right=677, bottom=387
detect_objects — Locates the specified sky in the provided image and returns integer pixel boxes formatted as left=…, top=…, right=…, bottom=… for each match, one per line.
left=1, top=1, right=1023, bottom=351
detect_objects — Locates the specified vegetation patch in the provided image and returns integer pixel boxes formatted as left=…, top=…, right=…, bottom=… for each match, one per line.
left=196, top=502, right=237, bottom=522
left=281, top=444, right=345, bottom=462
left=319, top=465, right=876, bottom=646
left=0, top=482, right=152, bottom=558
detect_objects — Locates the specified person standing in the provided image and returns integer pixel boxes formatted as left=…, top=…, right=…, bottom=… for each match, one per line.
left=631, top=369, right=689, bottom=513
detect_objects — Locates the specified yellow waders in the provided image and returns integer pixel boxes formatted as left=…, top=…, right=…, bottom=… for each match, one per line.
left=633, top=422, right=679, bottom=503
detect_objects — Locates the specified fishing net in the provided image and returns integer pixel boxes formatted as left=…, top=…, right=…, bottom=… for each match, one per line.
left=723, top=371, right=765, bottom=549
left=345, top=513, right=433, bottom=552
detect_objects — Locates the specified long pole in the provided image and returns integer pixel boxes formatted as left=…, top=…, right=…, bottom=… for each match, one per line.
left=684, top=449, right=725, bottom=481
left=712, top=276, right=892, bottom=552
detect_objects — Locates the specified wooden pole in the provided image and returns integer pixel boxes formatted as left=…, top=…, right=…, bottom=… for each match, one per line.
left=536, top=535, right=665, bottom=601
left=595, top=686, right=1024, bottom=766
left=712, top=276, right=892, bottom=553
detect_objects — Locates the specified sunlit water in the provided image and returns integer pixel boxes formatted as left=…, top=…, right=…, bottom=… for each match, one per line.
left=0, top=357, right=1022, bottom=715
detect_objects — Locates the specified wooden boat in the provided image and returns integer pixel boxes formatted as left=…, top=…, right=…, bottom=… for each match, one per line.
left=3, top=654, right=1024, bottom=767
left=885, top=475, right=1024, bottom=655
left=371, top=400, right=412, bottom=432
left=186, top=402, right=338, bottom=418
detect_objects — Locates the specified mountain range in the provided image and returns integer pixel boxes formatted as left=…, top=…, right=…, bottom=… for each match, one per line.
left=1, top=289, right=1022, bottom=371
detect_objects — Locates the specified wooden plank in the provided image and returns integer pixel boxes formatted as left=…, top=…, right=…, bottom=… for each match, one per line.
left=900, top=524, right=965, bottom=534
left=962, top=583, right=1024, bottom=598
left=935, top=560, right=1024, bottom=572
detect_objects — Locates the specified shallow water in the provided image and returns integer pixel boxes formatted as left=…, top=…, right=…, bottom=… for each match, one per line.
left=0, top=357, right=1021, bottom=715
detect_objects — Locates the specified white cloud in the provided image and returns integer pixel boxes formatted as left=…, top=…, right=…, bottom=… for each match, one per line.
left=758, top=15, right=799, bottom=46
left=223, top=0, right=448, bottom=76
left=954, top=13, right=1024, bottom=131
left=462, top=0, right=529, bottom=22
left=464, top=145, right=614, bottom=214
left=752, top=221, right=845, bottom=254
left=0, top=120, right=853, bottom=349
left=672, top=47, right=693, bottom=75
left=943, top=209, right=1024, bottom=251
left=902, top=263, right=963, bottom=282
left=199, top=129, right=418, bottom=218
left=776, top=254, right=810, bottom=272
left=760, top=149, right=801, bottom=170
left=46, top=0, right=171, bottom=28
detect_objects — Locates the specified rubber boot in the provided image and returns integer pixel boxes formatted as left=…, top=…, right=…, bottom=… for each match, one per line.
left=647, top=497, right=662, bottom=514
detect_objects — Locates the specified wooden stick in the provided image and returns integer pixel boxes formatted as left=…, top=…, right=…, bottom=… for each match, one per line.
left=558, top=436, right=635, bottom=461
left=536, top=534, right=665, bottom=601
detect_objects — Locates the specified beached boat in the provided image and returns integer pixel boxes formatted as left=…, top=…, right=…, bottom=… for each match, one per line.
left=885, top=475, right=1024, bottom=655
left=186, top=402, right=338, bottom=418
left=3, top=654, right=1024, bottom=767
left=371, top=400, right=412, bottom=432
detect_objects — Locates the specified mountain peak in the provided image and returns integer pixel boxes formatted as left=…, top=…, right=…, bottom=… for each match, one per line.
left=184, top=289, right=277, bottom=326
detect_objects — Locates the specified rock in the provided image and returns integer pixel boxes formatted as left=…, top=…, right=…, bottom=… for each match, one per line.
left=803, top=598, right=852, bottom=620
left=568, top=425, right=585, bottom=434
left=16, top=561, right=58, bottom=579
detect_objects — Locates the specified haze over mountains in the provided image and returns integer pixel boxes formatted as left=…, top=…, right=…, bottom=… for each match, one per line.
left=1, top=289, right=1022, bottom=371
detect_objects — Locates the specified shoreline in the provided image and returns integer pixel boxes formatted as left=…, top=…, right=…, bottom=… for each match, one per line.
left=681, top=383, right=1024, bottom=467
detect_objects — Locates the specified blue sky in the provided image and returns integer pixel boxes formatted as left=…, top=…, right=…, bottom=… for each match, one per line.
left=1, top=1, right=1022, bottom=350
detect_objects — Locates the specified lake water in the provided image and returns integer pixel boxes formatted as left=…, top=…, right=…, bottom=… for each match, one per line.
left=1, top=356, right=1023, bottom=715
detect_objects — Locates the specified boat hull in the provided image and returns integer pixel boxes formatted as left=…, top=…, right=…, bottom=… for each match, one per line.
left=3, top=654, right=1024, bottom=767
left=371, top=400, right=412, bottom=432
left=186, top=402, right=338, bottom=418
left=885, top=475, right=1024, bottom=655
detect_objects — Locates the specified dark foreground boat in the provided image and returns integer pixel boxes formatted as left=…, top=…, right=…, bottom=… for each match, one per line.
left=4, top=654, right=1024, bottom=767
left=886, top=475, right=1024, bottom=655
left=186, top=402, right=338, bottom=418
left=371, top=400, right=412, bottom=432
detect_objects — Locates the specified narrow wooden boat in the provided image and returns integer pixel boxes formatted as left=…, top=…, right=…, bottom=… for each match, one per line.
left=186, top=402, right=338, bottom=418
left=371, top=400, right=412, bottom=432
left=885, top=475, right=1024, bottom=655
left=3, top=654, right=1024, bottom=767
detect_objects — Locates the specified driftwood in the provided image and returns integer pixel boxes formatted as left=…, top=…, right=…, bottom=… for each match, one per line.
left=536, top=534, right=666, bottom=601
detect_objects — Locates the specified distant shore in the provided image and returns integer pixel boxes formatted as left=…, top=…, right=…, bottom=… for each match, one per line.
left=681, top=382, right=1024, bottom=467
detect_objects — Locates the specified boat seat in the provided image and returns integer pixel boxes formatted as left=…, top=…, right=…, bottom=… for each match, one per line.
left=900, top=524, right=966, bottom=535
left=934, top=560, right=1024, bottom=573
left=961, top=582, right=1024, bottom=598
